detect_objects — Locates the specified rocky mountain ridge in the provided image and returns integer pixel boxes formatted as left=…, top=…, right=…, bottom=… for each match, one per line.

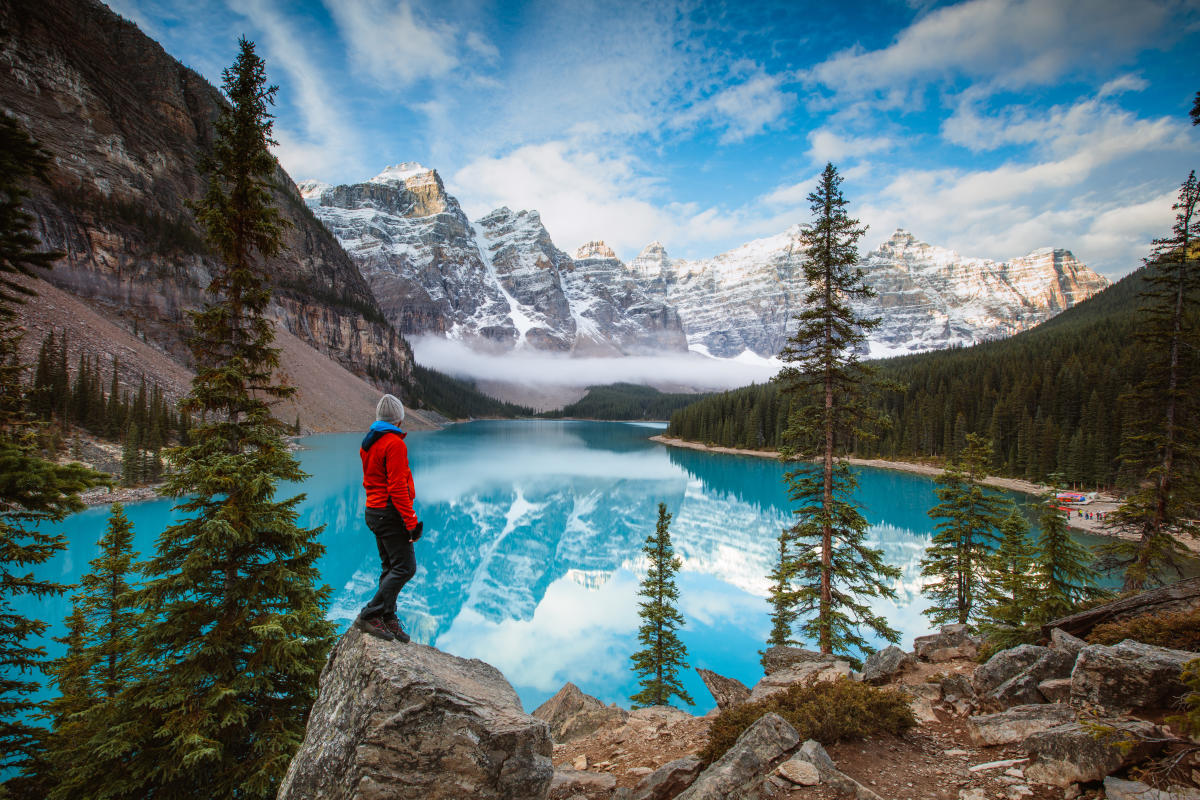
left=303, top=167, right=1110, bottom=361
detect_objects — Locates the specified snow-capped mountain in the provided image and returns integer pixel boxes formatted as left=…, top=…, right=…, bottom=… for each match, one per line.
left=304, top=165, right=686, bottom=354
left=302, top=166, right=1109, bottom=361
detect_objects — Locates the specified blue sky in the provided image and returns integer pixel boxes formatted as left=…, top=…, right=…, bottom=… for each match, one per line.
left=109, top=0, right=1199, bottom=276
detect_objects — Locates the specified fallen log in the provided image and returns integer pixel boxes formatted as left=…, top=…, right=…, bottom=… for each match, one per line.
left=1041, top=577, right=1200, bottom=639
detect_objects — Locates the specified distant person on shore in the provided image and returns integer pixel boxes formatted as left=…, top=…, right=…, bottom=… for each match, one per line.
left=357, top=394, right=422, bottom=642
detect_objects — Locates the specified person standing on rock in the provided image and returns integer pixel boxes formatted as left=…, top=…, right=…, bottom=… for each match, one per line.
left=357, top=393, right=422, bottom=642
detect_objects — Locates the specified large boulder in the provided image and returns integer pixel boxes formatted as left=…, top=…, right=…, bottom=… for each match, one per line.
left=1050, top=628, right=1087, bottom=657
left=532, top=682, right=629, bottom=743
left=913, top=623, right=981, bottom=662
left=632, top=756, right=703, bottom=800
left=748, top=660, right=853, bottom=703
left=1070, top=640, right=1195, bottom=715
left=278, top=627, right=553, bottom=800
left=1104, top=776, right=1200, bottom=800
left=696, top=668, right=751, bottom=710
left=1022, top=720, right=1164, bottom=786
left=676, top=713, right=799, bottom=800
left=761, top=646, right=829, bottom=675
left=973, top=644, right=1048, bottom=695
left=861, top=645, right=916, bottom=685
left=966, top=704, right=1076, bottom=746
left=989, top=649, right=1076, bottom=708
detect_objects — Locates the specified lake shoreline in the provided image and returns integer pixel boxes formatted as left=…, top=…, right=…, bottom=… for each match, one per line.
left=647, top=434, right=1155, bottom=544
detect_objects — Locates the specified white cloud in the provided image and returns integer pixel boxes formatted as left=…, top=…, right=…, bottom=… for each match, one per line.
left=806, top=129, right=894, bottom=163
left=673, top=68, right=796, bottom=144
left=322, top=0, right=467, bottom=86
left=1097, top=73, right=1150, bottom=98
left=808, top=0, right=1174, bottom=100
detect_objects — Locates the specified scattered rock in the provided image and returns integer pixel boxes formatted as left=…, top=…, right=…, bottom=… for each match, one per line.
left=776, top=757, right=821, bottom=786
left=793, top=740, right=885, bottom=800
left=1050, top=628, right=1087, bottom=657
left=761, top=645, right=830, bottom=675
left=1103, top=776, right=1200, bottom=800
left=967, top=704, right=1077, bottom=746
left=1038, top=678, right=1073, bottom=704
left=748, top=660, right=853, bottom=703
left=676, top=713, right=799, bottom=799
left=969, top=758, right=1030, bottom=772
left=960, top=789, right=987, bottom=800
left=533, top=682, right=629, bottom=743
left=1022, top=720, right=1164, bottom=786
left=914, top=623, right=981, bottom=662
left=573, top=755, right=588, bottom=771
left=631, top=756, right=703, bottom=800
left=862, top=645, right=916, bottom=684
left=974, top=644, right=1049, bottom=695
left=278, top=626, right=553, bottom=800
left=696, top=668, right=750, bottom=710
left=549, top=769, right=617, bottom=800
left=1070, top=640, right=1194, bottom=715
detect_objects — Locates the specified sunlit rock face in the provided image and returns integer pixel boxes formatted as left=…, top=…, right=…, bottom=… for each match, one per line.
left=304, top=170, right=686, bottom=354
left=633, top=229, right=1109, bottom=359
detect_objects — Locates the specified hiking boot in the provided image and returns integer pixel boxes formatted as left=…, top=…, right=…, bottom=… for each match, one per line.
left=356, top=614, right=395, bottom=642
left=383, top=615, right=410, bottom=643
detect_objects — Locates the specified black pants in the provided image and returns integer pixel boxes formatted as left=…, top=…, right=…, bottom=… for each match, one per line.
left=360, top=505, right=417, bottom=620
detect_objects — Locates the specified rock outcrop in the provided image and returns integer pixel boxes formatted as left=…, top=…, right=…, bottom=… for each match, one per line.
left=632, top=756, right=704, bottom=800
left=696, top=668, right=751, bottom=710
left=1022, top=720, right=1164, bottom=787
left=749, top=660, right=853, bottom=702
left=862, top=645, right=915, bottom=685
left=278, top=627, right=552, bottom=800
left=676, top=713, right=799, bottom=800
left=760, top=646, right=828, bottom=675
left=914, top=623, right=981, bottom=662
left=966, top=703, right=1076, bottom=746
left=1069, top=640, right=1195, bottom=715
left=532, top=682, right=629, bottom=743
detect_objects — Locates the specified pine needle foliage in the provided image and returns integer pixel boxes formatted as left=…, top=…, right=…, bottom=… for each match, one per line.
left=0, top=116, right=104, bottom=795
left=765, top=529, right=799, bottom=653
left=1032, top=498, right=1108, bottom=624
left=773, top=163, right=900, bottom=660
left=920, top=434, right=1011, bottom=627
left=43, top=504, right=144, bottom=800
left=1102, top=171, right=1200, bottom=591
left=121, top=39, right=334, bottom=799
left=630, top=503, right=693, bottom=709
left=977, top=507, right=1039, bottom=649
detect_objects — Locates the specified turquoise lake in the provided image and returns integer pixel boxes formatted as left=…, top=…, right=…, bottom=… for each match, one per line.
left=18, top=419, right=1097, bottom=716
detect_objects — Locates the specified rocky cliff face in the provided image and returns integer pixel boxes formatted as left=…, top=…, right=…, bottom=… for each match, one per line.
left=0, top=0, right=414, bottom=385
left=304, top=170, right=688, bottom=355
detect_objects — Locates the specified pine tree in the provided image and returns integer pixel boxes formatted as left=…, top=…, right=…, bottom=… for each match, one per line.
left=44, top=504, right=145, bottom=800
left=765, top=528, right=799, bottom=654
left=1104, top=172, right=1200, bottom=590
left=773, top=163, right=900, bottom=660
left=977, top=507, right=1037, bottom=648
left=920, top=433, right=1010, bottom=626
left=121, top=39, right=334, bottom=799
left=0, top=114, right=103, bottom=794
left=1191, top=89, right=1199, bottom=126
left=630, top=503, right=693, bottom=709
left=1033, top=498, right=1107, bottom=624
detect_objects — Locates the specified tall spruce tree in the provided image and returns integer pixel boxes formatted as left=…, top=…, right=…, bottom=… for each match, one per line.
left=1034, top=498, right=1106, bottom=624
left=44, top=503, right=144, bottom=800
left=977, top=507, right=1037, bottom=647
left=920, top=433, right=1010, bottom=626
left=630, top=503, right=693, bottom=709
left=121, top=39, right=334, bottom=799
left=0, top=115, right=104, bottom=795
left=773, top=163, right=900, bottom=659
left=765, top=529, right=799, bottom=653
left=1104, top=171, right=1200, bottom=590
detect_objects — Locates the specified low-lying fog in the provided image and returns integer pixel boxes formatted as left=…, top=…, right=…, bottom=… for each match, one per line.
left=411, top=337, right=781, bottom=410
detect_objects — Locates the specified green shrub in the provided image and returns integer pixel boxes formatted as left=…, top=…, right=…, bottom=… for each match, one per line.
left=1171, top=658, right=1200, bottom=738
left=698, top=677, right=916, bottom=765
left=1086, top=608, right=1200, bottom=651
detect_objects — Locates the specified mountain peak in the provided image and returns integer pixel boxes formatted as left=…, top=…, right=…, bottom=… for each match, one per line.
left=575, top=241, right=617, bottom=260
left=370, top=162, right=435, bottom=185
left=297, top=179, right=332, bottom=202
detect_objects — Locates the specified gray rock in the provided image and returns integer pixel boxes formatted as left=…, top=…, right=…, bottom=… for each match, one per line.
left=697, top=668, right=751, bottom=710
left=974, top=644, right=1048, bottom=695
left=549, top=769, right=617, bottom=800
left=914, top=623, right=981, bottom=662
left=761, top=645, right=830, bottom=675
left=793, top=740, right=885, bottom=800
left=1070, top=640, right=1195, bottom=715
left=1038, top=678, right=1072, bottom=704
left=1022, top=720, right=1164, bottom=787
left=748, top=660, right=853, bottom=702
left=1104, top=776, right=1200, bottom=800
left=533, top=682, right=629, bottom=743
left=897, top=683, right=943, bottom=723
left=632, top=756, right=703, bottom=800
left=966, top=703, right=1076, bottom=746
left=1050, top=628, right=1087, bottom=656
left=939, top=673, right=977, bottom=702
left=776, top=757, right=820, bottom=785
left=676, top=712, right=800, bottom=800
left=862, top=645, right=916, bottom=684
left=986, top=647, right=1076, bottom=708
left=278, top=626, right=553, bottom=800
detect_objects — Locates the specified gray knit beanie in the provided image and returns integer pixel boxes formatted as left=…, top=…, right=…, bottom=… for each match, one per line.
left=376, top=393, right=405, bottom=424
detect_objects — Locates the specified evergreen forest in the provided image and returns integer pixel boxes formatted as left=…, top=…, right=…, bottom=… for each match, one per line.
left=542, top=383, right=711, bottom=420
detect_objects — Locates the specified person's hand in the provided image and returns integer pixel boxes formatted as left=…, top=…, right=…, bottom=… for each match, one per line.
left=410, top=521, right=423, bottom=542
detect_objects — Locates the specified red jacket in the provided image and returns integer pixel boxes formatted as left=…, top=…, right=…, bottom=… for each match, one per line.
left=361, top=429, right=418, bottom=529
